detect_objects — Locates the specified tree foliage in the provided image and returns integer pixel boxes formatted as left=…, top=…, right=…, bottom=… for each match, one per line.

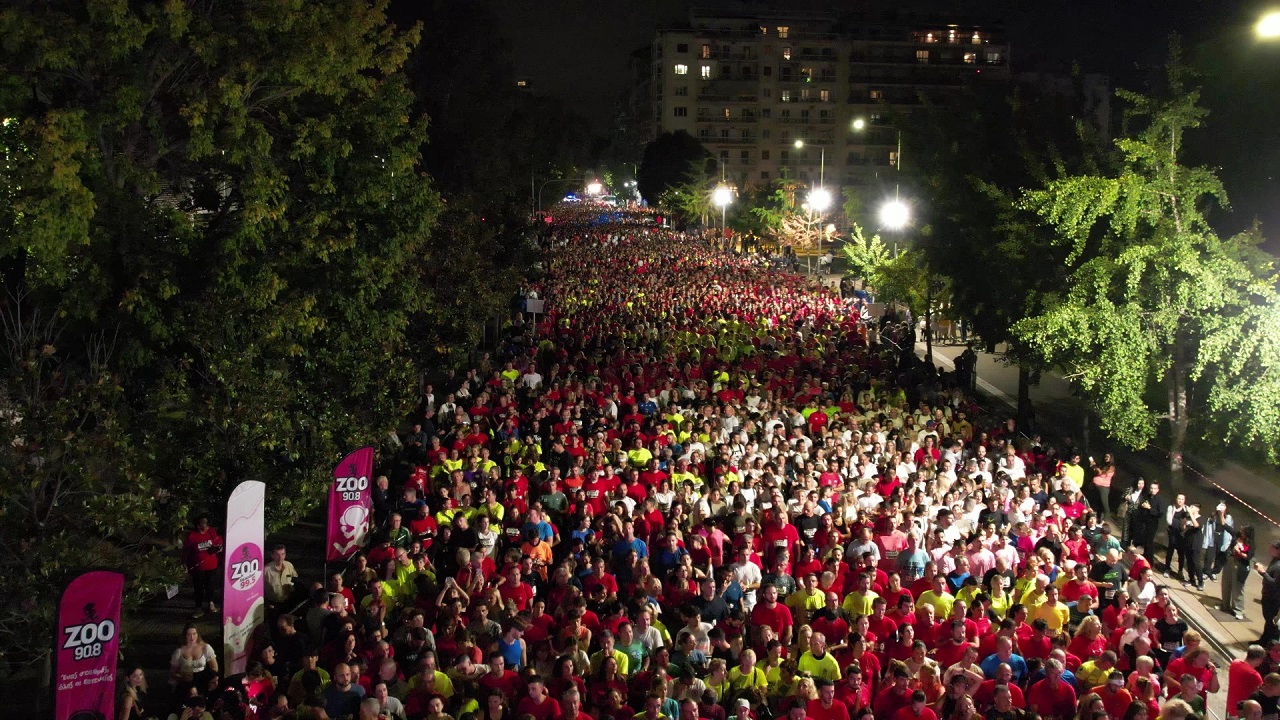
left=637, top=131, right=710, bottom=206
left=0, top=0, right=513, bottom=668
left=1013, top=46, right=1280, bottom=467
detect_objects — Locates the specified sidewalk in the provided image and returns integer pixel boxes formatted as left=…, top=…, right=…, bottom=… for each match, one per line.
left=922, top=341, right=1271, bottom=720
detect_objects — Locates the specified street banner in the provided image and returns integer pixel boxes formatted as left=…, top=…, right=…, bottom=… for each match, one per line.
left=326, top=446, right=374, bottom=562
left=55, top=570, right=124, bottom=720
left=223, top=480, right=265, bottom=676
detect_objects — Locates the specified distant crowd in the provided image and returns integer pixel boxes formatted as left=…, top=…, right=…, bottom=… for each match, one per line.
left=140, top=208, right=1274, bottom=720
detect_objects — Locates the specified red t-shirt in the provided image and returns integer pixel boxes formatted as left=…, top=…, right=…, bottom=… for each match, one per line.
left=1227, top=659, right=1263, bottom=710
left=806, top=698, right=850, bottom=720
left=973, top=680, right=1025, bottom=709
left=517, top=696, right=561, bottom=720
left=500, top=581, right=535, bottom=612
left=893, top=706, right=938, bottom=720
left=1026, top=679, right=1077, bottom=720
left=184, top=528, right=223, bottom=572
left=750, top=602, right=794, bottom=636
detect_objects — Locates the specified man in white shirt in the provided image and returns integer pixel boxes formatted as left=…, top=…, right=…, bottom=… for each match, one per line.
left=729, top=545, right=763, bottom=611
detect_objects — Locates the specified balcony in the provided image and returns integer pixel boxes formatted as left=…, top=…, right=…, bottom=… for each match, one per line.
left=695, top=115, right=759, bottom=124
left=699, top=136, right=758, bottom=145
left=698, top=92, right=760, bottom=103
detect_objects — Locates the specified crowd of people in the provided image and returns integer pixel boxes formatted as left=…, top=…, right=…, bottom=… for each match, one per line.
left=134, top=210, right=1276, bottom=720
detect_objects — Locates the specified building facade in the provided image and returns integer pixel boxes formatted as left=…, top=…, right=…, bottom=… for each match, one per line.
left=651, top=10, right=1011, bottom=195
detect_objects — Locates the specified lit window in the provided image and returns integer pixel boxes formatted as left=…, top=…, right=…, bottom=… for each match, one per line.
left=889, top=151, right=899, bottom=166
left=723, top=107, right=731, bottom=119
left=674, top=64, right=688, bottom=75
left=759, top=25, right=767, bottom=35
left=781, top=90, right=791, bottom=102
left=516, top=80, right=527, bottom=87
left=801, top=67, right=813, bottom=81
left=674, top=107, right=687, bottom=117
left=971, top=32, right=982, bottom=45
left=870, top=89, right=884, bottom=100
left=925, top=33, right=935, bottom=43
left=702, top=44, right=711, bottom=59
left=783, top=47, right=792, bottom=60
left=820, top=89, right=830, bottom=102
left=870, top=112, right=883, bottom=124
left=948, top=29, right=957, bottom=43
left=916, top=50, right=929, bottom=63
left=701, top=65, right=712, bottom=79
left=778, top=26, right=790, bottom=38
left=963, top=53, right=976, bottom=64
left=801, top=88, right=810, bottom=100
left=986, top=51, right=1003, bottom=64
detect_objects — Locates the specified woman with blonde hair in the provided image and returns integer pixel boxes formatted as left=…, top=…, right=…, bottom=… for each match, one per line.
left=1069, top=615, right=1107, bottom=660
left=728, top=648, right=768, bottom=698
left=705, top=658, right=731, bottom=702
left=914, top=661, right=945, bottom=705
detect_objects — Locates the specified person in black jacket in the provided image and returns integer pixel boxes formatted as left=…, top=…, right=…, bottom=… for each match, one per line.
left=1131, top=481, right=1167, bottom=562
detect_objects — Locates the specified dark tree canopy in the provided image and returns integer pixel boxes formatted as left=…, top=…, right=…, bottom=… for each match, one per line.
left=0, top=0, right=518, bottom=668
left=637, top=131, right=711, bottom=205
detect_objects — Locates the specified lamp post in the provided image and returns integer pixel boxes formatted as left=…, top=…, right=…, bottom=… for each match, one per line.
left=536, top=177, right=582, bottom=212
left=851, top=117, right=903, bottom=199
left=793, top=139, right=825, bottom=187
left=712, top=184, right=733, bottom=235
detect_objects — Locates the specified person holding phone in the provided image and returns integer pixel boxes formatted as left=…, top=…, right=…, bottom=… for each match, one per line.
left=182, top=514, right=223, bottom=618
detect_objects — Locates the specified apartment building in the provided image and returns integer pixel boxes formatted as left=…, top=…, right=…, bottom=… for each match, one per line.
left=651, top=10, right=1011, bottom=193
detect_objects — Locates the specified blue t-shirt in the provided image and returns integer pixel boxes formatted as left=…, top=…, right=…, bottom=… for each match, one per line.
left=980, top=652, right=1029, bottom=683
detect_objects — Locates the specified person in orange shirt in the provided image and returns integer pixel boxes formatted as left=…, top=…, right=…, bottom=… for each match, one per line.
left=521, top=527, right=553, bottom=581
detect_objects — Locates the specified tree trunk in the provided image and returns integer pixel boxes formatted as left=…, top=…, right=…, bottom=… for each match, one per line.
left=1167, top=341, right=1189, bottom=488
left=1017, top=362, right=1035, bottom=433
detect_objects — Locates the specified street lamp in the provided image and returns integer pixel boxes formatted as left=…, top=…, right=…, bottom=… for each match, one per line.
left=1259, top=10, right=1280, bottom=39
left=807, top=187, right=833, bottom=213
left=712, top=184, right=733, bottom=232
left=879, top=199, right=910, bottom=230
left=793, top=139, right=826, bottom=187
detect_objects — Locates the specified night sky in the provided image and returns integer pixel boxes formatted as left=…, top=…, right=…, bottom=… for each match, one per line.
left=494, top=0, right=1278, bottom=239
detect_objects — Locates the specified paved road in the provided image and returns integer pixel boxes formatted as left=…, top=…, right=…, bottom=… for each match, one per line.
left=923, top=340, right=1280, bottom=720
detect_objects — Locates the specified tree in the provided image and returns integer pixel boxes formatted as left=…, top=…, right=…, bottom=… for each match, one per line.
left=637, top=131, right=710, bottom=205
left=842, top=229, right=947, bottom=365
left=907, top=76, right=1109, bottom=426
left=1014, top=46, right=1280, bottom=481
left=0, top=0, right=501, bottom=669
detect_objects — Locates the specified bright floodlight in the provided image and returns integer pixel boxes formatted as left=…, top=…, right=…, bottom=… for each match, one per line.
left=1259, top=10, right=1280, bottom=39
left=794, top=139, right=805, bottom=149
left=808, top=187, right=833, bottom=212
left=712, top=184, right=734, bottom=208
left=880, top=200, right=910, bottom=230
left=586, top=181, right=603, bottom=195
left=851, top=118, right=867, bottom=131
